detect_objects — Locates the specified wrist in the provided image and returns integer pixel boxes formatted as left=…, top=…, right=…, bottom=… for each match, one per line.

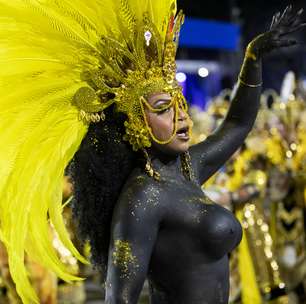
left=246, top=33, right=266, bottom=61
left=238, top=46, right=263, bottom=88
left=245, top=44, right=258, bottom=61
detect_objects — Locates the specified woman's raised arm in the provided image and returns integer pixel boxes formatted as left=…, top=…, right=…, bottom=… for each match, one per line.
left=190, top=6, right=305, bottom=185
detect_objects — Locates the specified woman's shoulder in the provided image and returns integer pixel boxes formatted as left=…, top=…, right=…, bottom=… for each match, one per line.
left=115, top=169, right=164, bottom=216
left=110, top=171, right=163, bottom=240
left=126, top=165, right=163, bottom=186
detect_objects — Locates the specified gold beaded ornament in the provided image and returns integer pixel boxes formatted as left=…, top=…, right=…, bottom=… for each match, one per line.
left=72, top=7, right=188, bottom=152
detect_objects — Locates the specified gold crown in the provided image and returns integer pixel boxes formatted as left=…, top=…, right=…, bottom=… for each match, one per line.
left=72, top=6, right=187, bottom=151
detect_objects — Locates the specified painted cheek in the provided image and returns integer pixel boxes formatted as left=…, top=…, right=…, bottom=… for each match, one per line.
left=154, top=119, right=172, bottom=140
left=146, top=109, right=175, bottom=141
left=161, top=114, right=175, bottom=138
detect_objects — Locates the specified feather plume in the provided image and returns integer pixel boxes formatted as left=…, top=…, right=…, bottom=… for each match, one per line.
left=0, top=0, right=177, bottom=302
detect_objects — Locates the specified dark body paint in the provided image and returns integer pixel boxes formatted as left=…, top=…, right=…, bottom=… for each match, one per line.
left=105, top=56, right=262, bottom=304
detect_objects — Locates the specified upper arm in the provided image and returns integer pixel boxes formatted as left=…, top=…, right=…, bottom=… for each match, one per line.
left=190, top=120, right=249, bottom=185
left=105, top=181, right=161, bottom=304
left=190, top=76, right=262, bottom=185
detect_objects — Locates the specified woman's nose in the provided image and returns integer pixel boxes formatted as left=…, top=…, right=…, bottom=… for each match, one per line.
left=178, top=107, right=187, bottom=121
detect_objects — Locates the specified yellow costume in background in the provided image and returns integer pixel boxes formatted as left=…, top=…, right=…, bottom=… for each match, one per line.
left=266, top=99, right=306, bottom=299
left=227, top=151, right=287, bottom=304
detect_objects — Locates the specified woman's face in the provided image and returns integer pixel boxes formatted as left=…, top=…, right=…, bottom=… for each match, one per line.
left=145, top=92, right=191, bottom=155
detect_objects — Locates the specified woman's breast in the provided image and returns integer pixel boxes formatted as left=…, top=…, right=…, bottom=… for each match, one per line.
left=165, top=193, right=242, bottom=260
left=197, top=202, right=242, bottom=258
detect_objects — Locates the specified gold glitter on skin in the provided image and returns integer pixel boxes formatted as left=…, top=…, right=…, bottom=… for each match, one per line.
left=187, top=196, right=214, bottom=206
left=112, top=240, right=138, bottom=278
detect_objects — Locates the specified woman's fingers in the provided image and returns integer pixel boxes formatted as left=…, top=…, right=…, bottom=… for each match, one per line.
left=274, top=12, right=281, bottom=26
left=272, top=7, right=305, bottom=37
left=282, top=5, right=296, bottom=25
left=270, top=11, right=282, bottom=30
left=273, top=39, right=298, bottom=49
left=278, top=5, right=292, bottom=25
left=270, top=11, right=281, bottom=29
left=291, top=16, right=306, bottom=29
left=277, top=7, right=303, bottom=29
left=279, top=22, right=306, bottom=37
left=285, top=8, right=304, bottom=27
left=250, top=6, right=305, bottom=57
left=270, top=14, right=277, bottom=30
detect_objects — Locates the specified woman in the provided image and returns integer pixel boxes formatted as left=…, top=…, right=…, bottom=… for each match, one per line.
left=72, top=5, right=305, bottom=303
left=0, top=1, right=304, bottom=303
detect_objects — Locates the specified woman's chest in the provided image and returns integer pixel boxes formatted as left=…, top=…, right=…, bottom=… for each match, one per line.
left=158, top=181, right=242, bottom=258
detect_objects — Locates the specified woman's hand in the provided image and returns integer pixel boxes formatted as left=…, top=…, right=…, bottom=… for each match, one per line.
left=247, top=5, right=306, bottom=60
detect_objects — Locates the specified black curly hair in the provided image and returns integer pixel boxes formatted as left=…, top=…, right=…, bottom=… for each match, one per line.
left=69, top=106, right=139, bottom=279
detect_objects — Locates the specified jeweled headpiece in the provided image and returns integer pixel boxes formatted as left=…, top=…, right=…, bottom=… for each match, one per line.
left=72, top=3, right=187, bottom=151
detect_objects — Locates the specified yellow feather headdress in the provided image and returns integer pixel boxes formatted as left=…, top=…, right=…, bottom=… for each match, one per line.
left=0, top=0, right=184, bottom=302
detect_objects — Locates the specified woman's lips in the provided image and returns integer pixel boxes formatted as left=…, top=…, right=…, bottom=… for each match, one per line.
left=176, top=128, right=190, bottom=140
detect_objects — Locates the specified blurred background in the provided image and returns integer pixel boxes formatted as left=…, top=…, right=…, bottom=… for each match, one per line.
left=175, top=0, right=306, bottom=109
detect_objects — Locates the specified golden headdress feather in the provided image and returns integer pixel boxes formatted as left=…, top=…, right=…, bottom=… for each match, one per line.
left=0, top=0, right=185, bottom=302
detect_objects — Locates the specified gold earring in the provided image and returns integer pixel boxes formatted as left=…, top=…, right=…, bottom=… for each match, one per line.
left=180, top=151, right=195, bottom=181
left=143, top=149, right=160, bottom=181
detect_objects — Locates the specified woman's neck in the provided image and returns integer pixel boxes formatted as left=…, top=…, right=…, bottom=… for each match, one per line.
left=148, top=147, right=182, bottom=176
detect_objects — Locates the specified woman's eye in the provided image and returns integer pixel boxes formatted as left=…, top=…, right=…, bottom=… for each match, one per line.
left=157, top=107, right=171, bottom=114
